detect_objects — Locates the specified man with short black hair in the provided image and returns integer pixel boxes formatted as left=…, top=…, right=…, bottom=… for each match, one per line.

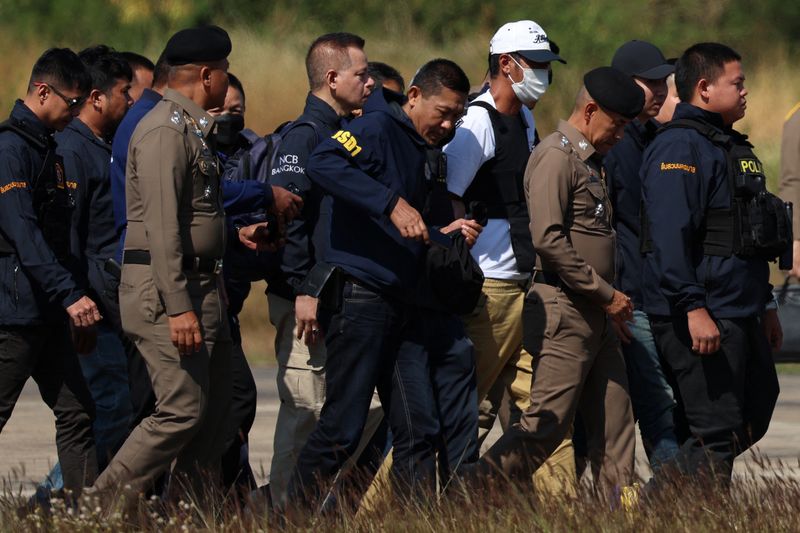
left=120, top=51, right=154, bottom=102
left=0, top=47, right=101, bottom=494
left=54, top=45, right=133, bottom=473
left=642, top=42, right=784, bottom=485
left=368, top=61, right=404, bottom=93
left=288, top=58, right=470, bottom=510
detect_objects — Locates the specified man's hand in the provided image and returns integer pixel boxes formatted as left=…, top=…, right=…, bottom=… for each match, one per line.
left=611, top=318, right=634, bottom=345
left=603, top=290, right=634, bottom=322
left=66, top=296, right=102, bottom=327
left=762, top=308, right=783, bottom=351
left=271, top=185, right=303, bottom=221
left=169, top=310, right=202, bottom=356
left=789, top=240, right=800, bottom=278
left=441, top=218, right=483, bottom=248
left=389, top=197, right=429, bottom=243
left=238, top=221, right=284, bottom=252
left=295, top=295, right=322, bottom=346
left=70, top=324, right=97, bottom=355
left=687, top=307, right=721, bottom=355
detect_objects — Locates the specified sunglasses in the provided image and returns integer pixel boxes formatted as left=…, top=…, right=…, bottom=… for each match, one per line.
left=34, top=82, right=85, bottom=110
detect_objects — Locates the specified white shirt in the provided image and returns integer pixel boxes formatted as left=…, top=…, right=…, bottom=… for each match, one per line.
left=443, top=90, right=536, bottom=280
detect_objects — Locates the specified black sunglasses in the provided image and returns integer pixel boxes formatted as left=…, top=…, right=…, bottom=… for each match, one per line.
left=34, top=82, right=85, bottom=110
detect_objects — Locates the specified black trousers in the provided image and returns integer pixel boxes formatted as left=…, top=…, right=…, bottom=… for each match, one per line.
left=0, top=324, right=98, bottom=491
left=650, top=315, right=779, bottom=483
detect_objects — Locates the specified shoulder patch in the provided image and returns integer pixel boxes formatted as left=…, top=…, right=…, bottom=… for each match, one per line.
left=331, top=129, right=362, bottom=157
left=0, top=181, right=27, bottom=194
left=660, top=162, right=696, bottom=174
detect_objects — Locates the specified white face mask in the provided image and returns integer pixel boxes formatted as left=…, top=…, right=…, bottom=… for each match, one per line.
left=507, top=57, right=549, bottom=107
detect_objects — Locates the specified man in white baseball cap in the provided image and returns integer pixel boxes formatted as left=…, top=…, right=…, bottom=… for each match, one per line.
left=443, top=20, right=575, bottom=497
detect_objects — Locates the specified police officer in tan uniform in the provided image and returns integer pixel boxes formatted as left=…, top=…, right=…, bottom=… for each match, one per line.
left=475, top=67, right=643, bottom=496
left=92, top=26, right=236, bottom=498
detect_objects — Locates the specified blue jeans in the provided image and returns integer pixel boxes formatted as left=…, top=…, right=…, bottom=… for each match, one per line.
left=288, top=280, right=405, bottom=508
left=622, top=310, right=679, bottom=468
left=391, top=309, right=477, bottom=496
left=41, top=324, right=131, bottom=490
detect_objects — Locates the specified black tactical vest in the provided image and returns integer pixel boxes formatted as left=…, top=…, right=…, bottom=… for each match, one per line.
left=642, top=118, right=792, bottom=260
left=0, top=118, right=73, bottom=260
left=461, top=101, right=536, bottom=272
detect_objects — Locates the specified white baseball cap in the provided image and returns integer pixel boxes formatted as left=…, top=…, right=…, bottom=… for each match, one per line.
left=489, top=20, right=565, bottom=63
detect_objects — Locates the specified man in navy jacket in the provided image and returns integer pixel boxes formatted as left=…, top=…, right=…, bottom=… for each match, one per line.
left=642, top=42, right=782, bottom=484
left=288, top=59, right=470, bottom=509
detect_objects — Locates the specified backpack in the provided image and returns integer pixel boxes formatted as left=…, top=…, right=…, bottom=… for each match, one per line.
left=222, top=120, right=322, bottom=283
left=226, top=120, right=321, bottom=184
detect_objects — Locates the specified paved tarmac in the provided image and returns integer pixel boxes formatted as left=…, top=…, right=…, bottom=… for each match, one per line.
left=1, top=367, right=798, bottom=492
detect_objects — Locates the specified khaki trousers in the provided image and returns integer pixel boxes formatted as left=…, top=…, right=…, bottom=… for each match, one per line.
left=480, top=283, right=635, bottom=494
left=465, top=278, right=576, bottom=495
left=95, top=265, right=232, bottom=496
left=267, top=293, right=383, bottom=509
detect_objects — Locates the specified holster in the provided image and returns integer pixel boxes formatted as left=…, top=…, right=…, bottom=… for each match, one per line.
left=299, top=262, right=344, bottom=311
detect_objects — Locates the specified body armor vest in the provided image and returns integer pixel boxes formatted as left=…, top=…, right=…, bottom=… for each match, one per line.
left=0, top=118, right=72, bottom=260
left=461, top=101, right=536, bottom=272
left=641, top=118, right=792, bottom=260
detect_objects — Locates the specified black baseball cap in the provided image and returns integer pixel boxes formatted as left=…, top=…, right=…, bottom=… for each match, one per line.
left=611, top=40, right=674, bottom=80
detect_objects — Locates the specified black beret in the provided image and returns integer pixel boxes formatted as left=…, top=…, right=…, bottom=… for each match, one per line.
left=583, top=66, right=644, bottom=119
left=164, top=25, right=231, bottom=66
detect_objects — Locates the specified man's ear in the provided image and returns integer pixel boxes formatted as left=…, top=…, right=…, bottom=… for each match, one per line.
left=697, top=78, right=711, bottom=102
left=584, top=101, right=598, bottom=124
left=200, top=65, right=213, bottom=88
left=406, top=85, right=422, bottom=108
left=499, top=53, right=515, bottom=76
left=325, top=69, right=338, bottom=90
left=90, top=88, right=104, bottom=110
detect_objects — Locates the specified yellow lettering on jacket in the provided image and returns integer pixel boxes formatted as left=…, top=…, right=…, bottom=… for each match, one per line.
left=660, top=162, right=696, bottom=174
left=738, top=158, right=763, bottom=174
left=331, top=130, right=362, bottom=157
left=0, top=181, right=27, bottom=194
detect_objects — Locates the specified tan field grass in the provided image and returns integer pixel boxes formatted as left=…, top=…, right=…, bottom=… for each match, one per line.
left=2, top=458, right=800, bottom=532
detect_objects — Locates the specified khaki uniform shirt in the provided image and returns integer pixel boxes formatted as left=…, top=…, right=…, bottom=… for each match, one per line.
left=124, top=89, right=224, bottom=315
left=524, top=119, right=615, bottom=306
left=780, top=103, right=800, bottom=238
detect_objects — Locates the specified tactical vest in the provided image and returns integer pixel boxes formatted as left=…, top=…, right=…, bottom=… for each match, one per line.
left=0, top=118, right=72, bottom=260
left=641, top=118, right=792, bottom=260
left=461, top=101, right=536, bottom=272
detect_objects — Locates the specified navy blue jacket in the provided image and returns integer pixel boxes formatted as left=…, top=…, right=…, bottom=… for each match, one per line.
left=56, top=118, right=119, bottom=320
left=110, top=88, right=160, bottom=260
left=641, top=103, right=771, bottom=318
left=604, top=118, right=659, bottom=308
left=110, top=88, right=272, bottom=261
left=268, top=93, right=342, bottom=300
left=306, top=88, right=427, bottom=300
left=0, top=101, right=85, bottom=325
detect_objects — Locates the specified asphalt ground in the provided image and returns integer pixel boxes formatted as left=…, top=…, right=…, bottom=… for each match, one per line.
left=1, top=367, right=798, bottom=493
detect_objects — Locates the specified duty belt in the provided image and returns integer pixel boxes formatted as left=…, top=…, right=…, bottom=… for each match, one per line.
left=123, top=249, right=223, bottom=274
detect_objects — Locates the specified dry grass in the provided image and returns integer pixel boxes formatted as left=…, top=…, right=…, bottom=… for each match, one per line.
left=2, top=458, right=800, bottom=532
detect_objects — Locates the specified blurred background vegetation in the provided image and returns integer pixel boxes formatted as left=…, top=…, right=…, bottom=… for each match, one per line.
left=1, top=0, right=797, bottom=361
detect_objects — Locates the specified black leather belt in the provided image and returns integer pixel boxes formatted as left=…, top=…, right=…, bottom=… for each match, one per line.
left=532, top=270, right=563, bottom=288
left=123, top=250, right=223, bottom=274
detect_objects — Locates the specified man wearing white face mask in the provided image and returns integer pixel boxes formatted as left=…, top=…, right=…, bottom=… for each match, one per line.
left=443, top=20, right=575, bottom=495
